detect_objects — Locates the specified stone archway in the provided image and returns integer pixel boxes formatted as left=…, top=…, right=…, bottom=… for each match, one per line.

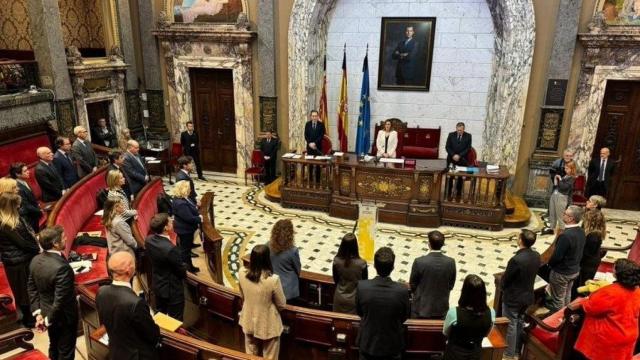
left=288, top=0, right=535, bottom=174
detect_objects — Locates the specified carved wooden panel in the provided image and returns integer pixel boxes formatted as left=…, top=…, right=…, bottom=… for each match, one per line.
left=339, top=170, right=351, bottom=196
left=355, top=172, right=413, bottom=200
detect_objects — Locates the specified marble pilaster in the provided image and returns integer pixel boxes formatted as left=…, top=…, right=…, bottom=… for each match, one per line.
left=115, top=0, right=139, bottom=91
left=258, top=0, right=276, bottom=97
left=137, top=0, right=162, bottom=90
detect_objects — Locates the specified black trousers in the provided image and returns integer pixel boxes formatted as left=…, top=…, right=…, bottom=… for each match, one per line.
left=48, top=320, right=77, bottom=360
left=186, top=150, right=204, bottom=178
left=264, top=158, right=276, bottom=184
left=446, top=157, right=468, bottom=198
left=156, top=296, right=185, bottom=321
left=586, top=180, right=607, bottom=198
left=178, top=232, right=195, bottom=268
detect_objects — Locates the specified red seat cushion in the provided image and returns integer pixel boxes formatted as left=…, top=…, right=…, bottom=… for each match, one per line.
left=133, top=180, right=164, bottom=240
left=530, top=298, right=587, bottom=353
left=6, top=349, right=49, bottom=360
left=0, top=134, right=50, bottom=177
left=597, top=261, right=614, bottom=274
left=0, top=264, right=16, bottom=314
left=402, top=146, right=438, bottom=159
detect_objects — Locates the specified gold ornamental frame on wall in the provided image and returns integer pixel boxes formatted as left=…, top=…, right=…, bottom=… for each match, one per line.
left=163, top=0, right=249, bottom=24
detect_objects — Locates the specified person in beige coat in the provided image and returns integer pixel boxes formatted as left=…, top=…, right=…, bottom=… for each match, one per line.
left=102, top=198, right=138, bottom=258
left=238, top=244, right=286, bottom=360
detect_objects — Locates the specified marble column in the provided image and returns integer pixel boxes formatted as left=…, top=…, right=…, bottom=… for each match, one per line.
left=26, top=0, right=75, bottom=134
left=115, top=0, right=139, bottom=90
left=258, top=0, right=276, bottom=97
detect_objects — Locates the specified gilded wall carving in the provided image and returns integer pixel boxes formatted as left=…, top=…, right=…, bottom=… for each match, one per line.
left=0, top=0, right=32, bottom=50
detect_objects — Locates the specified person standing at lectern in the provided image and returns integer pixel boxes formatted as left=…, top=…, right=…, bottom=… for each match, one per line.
left=445, top=122, right=472, bottom=167
left=375, top=120, right=398, bottom=158
left=260, top=130, right=279, bottom=184
left=585, top=147, right=615, bottom=198
left=180, top=121, right=206, bottom=181
left=304, top=110, right=325, bottom=156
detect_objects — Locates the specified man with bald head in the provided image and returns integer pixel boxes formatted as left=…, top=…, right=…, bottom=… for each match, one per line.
left=96, top=251, right=160, bottom=359
left=72, top=126, right=97, bottom=178
left=122, top=139, right=149, bottom=196
left=586, top=147, right=615, bottom=198
left=34, top=147, right=66, bottom=202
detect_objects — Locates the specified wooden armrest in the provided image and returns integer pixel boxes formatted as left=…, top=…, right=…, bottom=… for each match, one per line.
left=525, top=312, right=566, bottom=333
left=0, top=328, right=35, bottom=351
left=41, top=202, right=56, bottom=212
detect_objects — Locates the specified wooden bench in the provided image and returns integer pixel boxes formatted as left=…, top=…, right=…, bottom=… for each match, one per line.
left=0, top=328, right=48, bottom=360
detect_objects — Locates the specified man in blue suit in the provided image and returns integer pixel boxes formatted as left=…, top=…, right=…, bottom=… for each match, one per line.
left=392, top=26, right=419, bottom=85
left=52, top=136, right=79, bottom=189
left=122, top=140, right=149, bottom=196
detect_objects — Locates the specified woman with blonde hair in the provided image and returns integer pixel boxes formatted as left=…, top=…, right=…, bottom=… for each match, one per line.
left=0, top=178, right=18, bottom=194
left=172, top=180, right=201, bottom=273
left=0, top=193, right=39, bottom=327
left=102, top=198, right=137, bottom=258
left=106, top=170, right=137, bottom=221
left=268, top=219, right=301, bottom=302
left=548, top=161, right=576, bottom=234
left=118, top=128, right=132, bottom=151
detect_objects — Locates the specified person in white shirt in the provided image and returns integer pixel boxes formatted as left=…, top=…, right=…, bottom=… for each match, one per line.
left=375, top=120, right=398, bottom=158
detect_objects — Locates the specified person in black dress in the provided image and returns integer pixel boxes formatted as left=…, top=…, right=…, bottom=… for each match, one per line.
left=260, top=130, right=280, bottom=184
left=332, top=233, right=367, bottom=314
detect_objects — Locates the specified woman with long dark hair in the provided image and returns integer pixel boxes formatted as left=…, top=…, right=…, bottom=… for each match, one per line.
left=269, top=219, right=301, bottom=302
left=238, top=244, right=286, bottom=360
left=332, top=233, right=367, bottom=314
left=443, top=274, right=495, bottom=360
left=0, top=193, right=39, bottom=327
left=575, top=259, right=640, bottom=360
left=574, top=208, right=607, bottom=296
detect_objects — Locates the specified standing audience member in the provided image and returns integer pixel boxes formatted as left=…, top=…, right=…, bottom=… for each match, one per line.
left=546, top=205, right=586, bottom=312
left=410, top=230, right=456, bottom=319
left=332, top=233, right=368, bottom=314
left=91, top=118, right=116, bottom=148
left=28, top=225, right=77, bottom=360
left=585, top=194, right=606, bottom=211
left=106, top=170, right=137, bottom=222
left=356, top=247, right=410, bottom=360
left=574, top=259, right=640, bottom=360
left=10, top=162, right=42, bottom=232
left=443, top=274, right=495, bottom=360
left=71, top=126, right=97, bottom=178
left=145, top=213, right=187, bottom=321
left=122, top=140, right=149, bottom=196
left=97, top=251, right=161, bottom=359
left=238, top=244, right=286, bottom=360
left=107, top=151, right=131, bottom=199
left=176, top=156, right=197, bottom=203
left=172, top=181, right=201, bottom=273
left=501, top=229, right=541, bottom=359
left=52, top=136, right=79, bottom=189
left=180, top=121, right=205, bottom=180
left=118, top=128, right=132, bottom=151
left=260, top=129, right=279, bottom=184
left=543, top=149, right=574, bottom=234
left=102, top=199, right=137, bottom=258
left=269, top=219, right=301, bottom=303
left=586, top=147, right=615, bottom=198
left=35, top=147, right=65, bottom=202
left=0, top=193, right=39, bottom=327
left=548, top=161, right=576, bottom=235
left=572, top=206, right=607, bottom=299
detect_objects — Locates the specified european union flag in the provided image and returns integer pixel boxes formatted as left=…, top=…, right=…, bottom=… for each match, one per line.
left=355, top=53, right=370, bottom=155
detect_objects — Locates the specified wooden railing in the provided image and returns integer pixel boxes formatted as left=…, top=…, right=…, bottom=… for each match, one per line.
left=281, top=157, right=333, bottom=211
left=200, top=192, right=223, bottom=284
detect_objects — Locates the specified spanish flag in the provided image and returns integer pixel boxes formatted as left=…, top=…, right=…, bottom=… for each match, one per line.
left=337, top=47, right=349, bottom=152
left=318, top=55, right=329, bottom=130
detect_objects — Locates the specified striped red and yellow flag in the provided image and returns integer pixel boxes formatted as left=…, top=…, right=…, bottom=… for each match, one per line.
left=337, top=48, right=348, bottom=152
left=318, top=55, right=329, bottom=130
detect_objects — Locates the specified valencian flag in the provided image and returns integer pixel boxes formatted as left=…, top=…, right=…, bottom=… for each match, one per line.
left=318, top=55, right=329, bottom=130
left=337, top=46, right=349, bottom=152
left=355, top=49, right=370, bottom=156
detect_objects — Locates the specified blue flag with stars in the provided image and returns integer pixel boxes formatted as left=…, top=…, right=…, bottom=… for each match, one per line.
left=355, top=53, right=370, bottom=155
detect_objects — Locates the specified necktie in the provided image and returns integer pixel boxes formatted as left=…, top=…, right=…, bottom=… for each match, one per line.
left=313, top=122, right=316, bottom=130
left=458, top=135, right=461, bottom=142
left=599, top=159, right=606, bottom=181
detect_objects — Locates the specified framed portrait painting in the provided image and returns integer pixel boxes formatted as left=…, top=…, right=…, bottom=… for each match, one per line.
left=377, top=17, right=437, bottom=92
left=595, top=0, right=640, bottom=25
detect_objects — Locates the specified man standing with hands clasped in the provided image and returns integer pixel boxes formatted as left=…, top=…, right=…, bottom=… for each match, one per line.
left=180, top=121, right=206, bottom=181
left=304, top=110, right=325, bottom=156
left=260, top=129, right=279, bottom=184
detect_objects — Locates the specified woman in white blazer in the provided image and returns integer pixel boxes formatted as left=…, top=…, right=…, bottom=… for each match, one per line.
left=375, top=120, right=398, bottom=158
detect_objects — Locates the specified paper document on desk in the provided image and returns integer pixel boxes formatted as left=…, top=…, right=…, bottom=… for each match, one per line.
left=292, top=154, right=302, bottom=159
left=99, top=333, right=109, bottom=346
left=333, top=152, right=344, bottom=156
left=282, top=153, right=296, bottom=158
left=305, top=155, right=315, bottom=159
left=315, top=156, right=331, bottom=160
left=534, top=275, right=548, bottom=289
left=454, top=166, right=468, bottom=172
left=481, top=337, right=492, bottom=348
left=144, top=157, right=157, bottom=161
left=486, top=164, right=499, bottom=171
left=70, top=260, right=92, bottom=274
left=94, top=210, right=104, bottom=216
left=379, top=158, right=404, bottom=164
left=147, top=160, right=161, bottom=164
left=154, top=312, right=183, bottom=332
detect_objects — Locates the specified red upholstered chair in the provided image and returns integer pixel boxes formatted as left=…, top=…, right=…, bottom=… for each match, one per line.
left=572, top=175, right=588, bottom=206
left=169, top=142, right=183, bottom=174
left=466, top=147, right=479, bottom=167
left=244, top=149, right=264, bottom=185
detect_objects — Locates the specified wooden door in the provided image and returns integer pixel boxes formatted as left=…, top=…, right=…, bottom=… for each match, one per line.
left=593, top=80, right=640, bottom=210
left=190, top=68, right=237, bottom=173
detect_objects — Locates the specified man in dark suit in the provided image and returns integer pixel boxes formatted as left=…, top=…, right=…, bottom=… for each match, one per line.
left=409, top=230, right=456, bottom=319
left=586, top=147, right=615, bottom=198
left=71, top=126, right=97, bottom=178
left=304, top=110, right=325, bottom=156
left=28, top=225, right=77, bottom=360
left=107, top=151, right=132, bottom=199
left=546, top=205, right=586, bottom=312
left=176, top=155, right=197, bottom=202
left=445, top=122, right=472, bottom=167
left=52, top=136, right=79, bottom=189
left=35, top=146, right=66, bottom=202
left=260, top=130, right=279, bottom=184
left=392, top=26, right=419, bottom=85
left=122, top=140, right=149, bottom=196
left=501, top=229, right=541, bottom=358
left=356, top=247, right=410, bottom=360
left=180, top=121, right=205, bottom=180
left=97, top=251, right=161, bottom=360
left=10, top=162, right=42, bottom=232
left=91, top=118, right=116, bottom=148
left=145, top=213, right=187, bottom=321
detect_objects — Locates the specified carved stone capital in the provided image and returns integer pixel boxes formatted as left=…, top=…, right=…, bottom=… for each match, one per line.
left=66, top=46, right=83, bottom=65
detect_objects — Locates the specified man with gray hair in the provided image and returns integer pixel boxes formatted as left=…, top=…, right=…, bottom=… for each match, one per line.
left=545, top=205, right=586, bottom=312
left=122, top=139, right=149, bottom=196
left=72, top=126, right=97, bottom=178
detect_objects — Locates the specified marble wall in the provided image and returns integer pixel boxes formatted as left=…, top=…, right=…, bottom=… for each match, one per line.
left=289, top=0, right=534, bottom=175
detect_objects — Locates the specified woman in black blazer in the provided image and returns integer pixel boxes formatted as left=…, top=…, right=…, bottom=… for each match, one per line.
left=172, top=181, right=201, bottom=273
left=0, top=193, right=40, bottom=327
left=332, top=233, right=367, bottom=314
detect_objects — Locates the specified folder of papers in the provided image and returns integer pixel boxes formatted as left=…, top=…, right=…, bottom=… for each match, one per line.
left=379, top=158, right=404, bottom=164
left=153, top=312, right=183, bottom=332
left=282, top=153, right=296, bottom=158
left=333, top=152, right=344, bottom=156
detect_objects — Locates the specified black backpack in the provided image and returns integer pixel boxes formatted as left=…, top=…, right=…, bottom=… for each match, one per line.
left=157, top=192, right=174, bottom=216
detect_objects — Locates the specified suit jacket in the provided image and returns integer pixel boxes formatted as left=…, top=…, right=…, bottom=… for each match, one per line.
left=122, top=151, right=148, bottom=195
left=172, top=198, right=201, bottom=235
left=144, top=234, right=186, bottom=300
left=180, top=131, right=199, bottom=156
left=92, top=126, right=116, bottom=148
left=176, top=170, right=197, bottom=202
left=304, top=121, right=325, bottom=155
left=35, top=161, right=65, bottom=202
left=375, top=130, right=398, bottom=158
left=445, top=131, right=472, bottom=164
left=28, top=251, right=78, bottom=326
left=106, top=216, right=137, bottom=258
left=586, top=157, right=615, bottom=190
left=72, top=139, right=97, bottom=177
left=501, top=248, right=541, bottom=309
left=53, top=150, right=79, bottom=189
left=260, top=137, right=279, bottom=158
left=17, top=181, right=42, bottom=230
left=410, top=252, right=456, bottom=318
left=97, top=283, right=160, bottom=360
left=270, top=246, right=301, bottom=300
left=238, top=270, right=286, bottom=340
left=392, top=38, right=419, bottom=82
left=549, top=225, right=586, bottom=275
left=356, top=276, right=410, bottom=356
left=108, top=164, right=132, bottom=198
left=332, top=257, right=368, bottom=314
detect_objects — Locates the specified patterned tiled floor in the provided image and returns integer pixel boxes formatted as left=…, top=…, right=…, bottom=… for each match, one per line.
left=172, top=173, right=638, bottom=306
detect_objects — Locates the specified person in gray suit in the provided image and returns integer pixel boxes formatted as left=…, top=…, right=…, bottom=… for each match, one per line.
left=409, top=230, right=456, bottom=319
left=71, top=126, right=97, bottom=178
left=102, top=199, right=138, bottom=258
left=122, top=140, right=149, bottom=196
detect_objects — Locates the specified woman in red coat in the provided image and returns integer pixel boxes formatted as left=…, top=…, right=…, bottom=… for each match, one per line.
left=574, top=258, right=640, bottom=360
